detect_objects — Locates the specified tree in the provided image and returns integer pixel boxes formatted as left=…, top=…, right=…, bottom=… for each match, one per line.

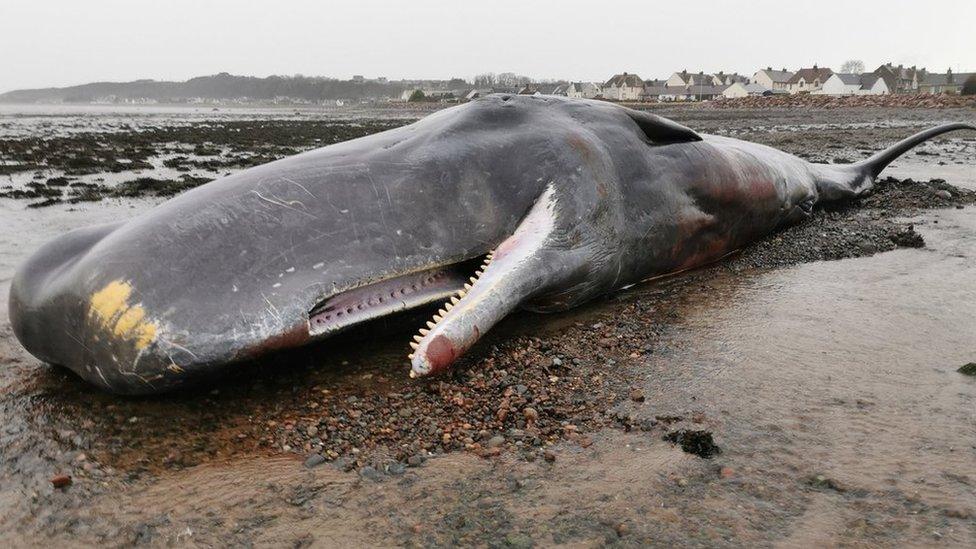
left=473, top=73, right=497, bottom=88
left=962, top=74, right=976, bottom=95
left=840, top=59, right=865, bottom=74
left=408, top=89, right=426, bottom=102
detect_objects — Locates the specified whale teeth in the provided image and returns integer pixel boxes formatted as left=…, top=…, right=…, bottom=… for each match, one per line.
left=409, top=341, right=419, bottom=350
left=450, top=296, right=460, bottom=305
left=444, top=302, right=454, bottom=311
left=475, top=270, right=483, bottom=276
left=409, top=370, right=417, bottom=379
left=419, top=328, right=430, bottom=336
left=412, top=334, right=423, bottom=343
left=438, top=308, right=447, bottom=316
left=433, top=314, right=443, bottom=322
left=426, top=321, right=435, bottom=329
left=463, top=283, right=472, bottom=291
left=469, top=277, right=477, bottom=284
left=408, top=353, right=414, bottom=360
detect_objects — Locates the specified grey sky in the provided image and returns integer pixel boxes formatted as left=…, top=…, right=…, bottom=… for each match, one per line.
left=2, top=0, right=973, bottom=92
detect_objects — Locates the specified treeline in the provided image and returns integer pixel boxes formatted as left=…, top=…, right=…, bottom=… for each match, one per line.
left=0, top=73, right=454, bottom=103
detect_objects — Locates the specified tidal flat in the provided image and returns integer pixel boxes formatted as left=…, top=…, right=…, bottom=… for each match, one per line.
left=1, top=102, right=975, bottom=546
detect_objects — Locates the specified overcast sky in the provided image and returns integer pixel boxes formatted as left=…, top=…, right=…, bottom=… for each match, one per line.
left=2, top=0, right=974, bottom=92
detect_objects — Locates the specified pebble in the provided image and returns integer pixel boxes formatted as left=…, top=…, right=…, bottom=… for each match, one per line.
left=333, top=457, right=356, bottom=472
left=306, top=426, right=318, bottom=437
left=543, top=450, right=556, bottom=463
left=523, top=407, right=539, bottom=422
left=487, top=435, right=505, bottom=448
left=615, top=522, right=630, bottom=537
left=51, top=474, right=72, bottom=488
left=304, top=453, right=326, bottom=468
left=387, top=462, right=407, bottom=476
left=360, top=466, right=384, bottom=481
left=630, top=389, right=645, bottom=403
left=407, top=454, right=425, bottom=467
left=934, top=190, right=952, bottom=200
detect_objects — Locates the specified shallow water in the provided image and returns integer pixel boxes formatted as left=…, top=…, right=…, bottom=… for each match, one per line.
left=1, top=104, right=974, bottom=545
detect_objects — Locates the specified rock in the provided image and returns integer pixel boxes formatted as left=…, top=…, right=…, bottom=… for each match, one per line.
left=304, top=453, right=326, bottom=468
left=487, top=435, right=505, bottom=448
left=663, top=430, right=721, bottom=459
left=543, top=450, right=556, bottom=463
left=719, top=466, right=735, bottom=479
left=629, top=389, right=645, bottom=403
left=856, top=239, right=877, bottom=254
left=615, top=522, right=630, bottom=537
left=676, top=477, right=688, bottom=487
left=551, top=357, right=563, bottom=366
left=957, top=363, right=976, bottom=376
left=333, top=457, right=356, bottom=472
left=523, top=407, right=539, bottom=422
left=306, top=425, right=318, bottom=437
left=934, top=190, right=952, bottom=200
left=407, top=454, right=425, bottom=467
left=387, top=462, right=407, bottom=476
left=360, top=466, right=384, bottom=481
left=51, top=474, right=72, bottom=488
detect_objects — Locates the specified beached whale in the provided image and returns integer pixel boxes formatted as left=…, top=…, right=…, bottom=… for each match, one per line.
left=8, top=95, right=974, bottom=394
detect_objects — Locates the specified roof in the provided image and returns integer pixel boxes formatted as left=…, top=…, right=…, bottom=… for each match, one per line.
left=859, top=73, right=883, bottom=89
left=605, top=73, right=644, bottom=88
left=834, top=73, right=861, bottom=85
left=922, top=72, right=975, bottom=86
left=756, top=68, right=794, bottom=83
left=787, top=67, right=834, bottom=85
left=568, top=82, right=599, bottom=93
left=742, top=83, right=772, bottom=93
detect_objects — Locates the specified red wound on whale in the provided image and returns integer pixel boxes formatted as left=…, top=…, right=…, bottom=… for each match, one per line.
left=426, top=335, right=456, bottom=373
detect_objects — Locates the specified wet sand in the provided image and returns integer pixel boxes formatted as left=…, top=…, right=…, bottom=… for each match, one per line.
left=1, top=104, right=975, bottom=546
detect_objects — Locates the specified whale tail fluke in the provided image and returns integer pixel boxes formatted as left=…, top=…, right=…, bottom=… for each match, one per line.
left=854, top=122, right=976, bottom=179
left=814, top=122, right=975, bottom=202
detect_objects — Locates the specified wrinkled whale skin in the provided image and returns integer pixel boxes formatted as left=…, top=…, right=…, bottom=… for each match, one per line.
left=8, top=95, right=974, bottom=393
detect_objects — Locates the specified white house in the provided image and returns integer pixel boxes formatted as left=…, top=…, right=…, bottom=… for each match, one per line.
left=752, top=67, right=794, bottom=91
left=566, top=81, right=601, bottom=99
left=786, top=65, right=834, bottom=94
left=722, top=82, right=779, bottom=99
left=819, top=73, right=889, bottom=95
left=603, top=73, right=644, bottom=101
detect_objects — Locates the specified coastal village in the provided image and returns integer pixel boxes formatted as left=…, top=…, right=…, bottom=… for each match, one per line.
left=7, top=62, right=973, bottom=107
left=400, top=63, right=975, bottom=104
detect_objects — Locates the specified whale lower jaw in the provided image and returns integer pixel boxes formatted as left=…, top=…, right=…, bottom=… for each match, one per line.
left=307, top=257, right=486, bottom=338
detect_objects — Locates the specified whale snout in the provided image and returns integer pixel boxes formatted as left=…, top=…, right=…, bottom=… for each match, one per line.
left=8, top=222, right=183, bottom=394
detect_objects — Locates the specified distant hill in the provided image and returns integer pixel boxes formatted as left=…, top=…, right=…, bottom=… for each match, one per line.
left=0, top=72, right=429, bottom=104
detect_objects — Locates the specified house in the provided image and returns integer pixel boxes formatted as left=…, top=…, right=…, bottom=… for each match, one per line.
left=819, top=73, right=889, bottom=95
left=722, top=82, right=782, bottom=99
left=919, top=69, right=975, bottom=94
left=667, top=70, right=714, bottom=87
left=551, top=84, right=568, bottom=96
left=873, top=63, right=926, bottom=93
left=713, top=71, right=749, bottom=86
left=566, top=82, right=601, bottom=99
left=786, top=65, right=833, bottom=94
left=603, top=73, right=644, bottom=101
left=752, top=67, right=794, bottom=91
left=873, top=63, right=927, bottom=94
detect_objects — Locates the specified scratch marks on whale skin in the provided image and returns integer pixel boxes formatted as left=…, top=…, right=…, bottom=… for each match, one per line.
left=250, top=190, right=319, bottom=219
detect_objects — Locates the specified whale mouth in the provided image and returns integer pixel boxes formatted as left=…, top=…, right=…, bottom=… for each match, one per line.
left=307, top=256, right=487, bottom=337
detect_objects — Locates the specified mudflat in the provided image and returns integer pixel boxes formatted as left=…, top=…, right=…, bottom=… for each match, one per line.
left=1, top=103, right=975, bottom=546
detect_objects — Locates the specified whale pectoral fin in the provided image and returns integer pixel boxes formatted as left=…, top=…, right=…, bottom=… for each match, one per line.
left=623, top=108, right=702, bottom=144
left=409, top=186, right=579, bottom=377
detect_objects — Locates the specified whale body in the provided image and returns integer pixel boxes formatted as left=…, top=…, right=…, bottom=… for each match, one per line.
left=8, top=95, right=974, bottom=393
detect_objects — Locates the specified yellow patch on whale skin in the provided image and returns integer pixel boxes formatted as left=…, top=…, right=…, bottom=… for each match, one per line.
left=89, top=280, right=158, bottom=350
